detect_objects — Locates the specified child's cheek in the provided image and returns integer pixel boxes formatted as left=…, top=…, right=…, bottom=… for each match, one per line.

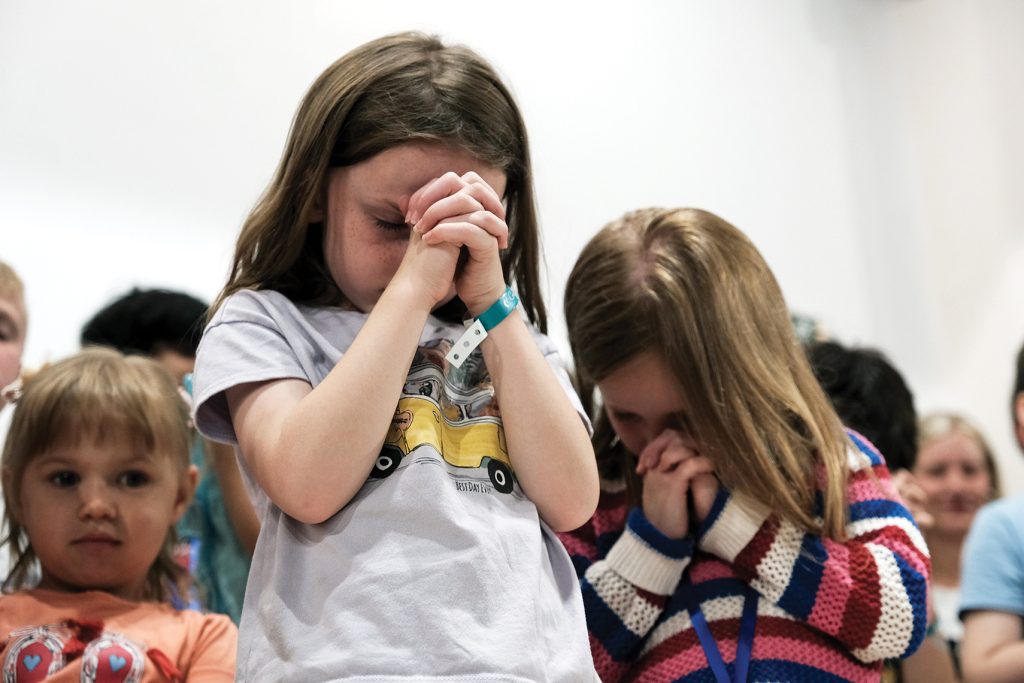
left=0, top=346, right=21, bottom=389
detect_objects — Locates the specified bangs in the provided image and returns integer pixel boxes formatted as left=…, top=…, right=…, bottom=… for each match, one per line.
left=34, top=392, right=167, bottom=458
left=6, top=348, right=190, bottom=474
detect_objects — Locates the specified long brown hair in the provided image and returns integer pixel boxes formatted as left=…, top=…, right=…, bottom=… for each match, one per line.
left=214, top=32, right=547, bottom=331
left=566, top=208, right=851, bottom=539
left=1, top=348, right=193, bottom=600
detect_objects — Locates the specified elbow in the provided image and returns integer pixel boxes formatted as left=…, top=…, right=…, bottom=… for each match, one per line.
left=249, top=443, right=358, bottom=525
left=548, top=510, right=596, bottom=534
left=271, top=467, right=360, bottom=524
left=281, top=498, right=342, bottom=525
left=854, top=582, right=930, bottom=663
left=542, top=482, right=600, bottom=533
left=264, top=475, right=340, bottom=524
left=550, top=444, right=601, bottom=532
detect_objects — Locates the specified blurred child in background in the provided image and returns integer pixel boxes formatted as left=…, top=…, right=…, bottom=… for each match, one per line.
left=82, top=288, right=257, bottom=623
left=0, top=261, right=27, bottom=408
left=0, top=348, right=236, bottom=680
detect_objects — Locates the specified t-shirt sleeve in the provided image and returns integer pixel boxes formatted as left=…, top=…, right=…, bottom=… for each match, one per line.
left=180, top=613, right=238, bottom=681
left=192, top=291, right=311, bottom=445
left=959, top=498, right=1024, bottom=617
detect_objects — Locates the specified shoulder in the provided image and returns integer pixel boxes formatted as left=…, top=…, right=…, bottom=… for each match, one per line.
left=845, top=429, right=886, bottom=470
left=211, top=289, right=300, bottom=325
left=962, top=495, right=1024, bottom=574
left=971, top=494, right=1024, bottom=536
left=209, top=289, right=366, bottom=343
left=136, top=604, right=238, bottom=643
left=0, top=590, right=36, bottom=617
left=177, top=608, right=237, bottom=635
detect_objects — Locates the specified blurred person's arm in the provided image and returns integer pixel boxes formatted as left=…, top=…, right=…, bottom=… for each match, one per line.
left=206, top=439, right=260, bottom=555
left=961, top=611, right=1024, bottom=683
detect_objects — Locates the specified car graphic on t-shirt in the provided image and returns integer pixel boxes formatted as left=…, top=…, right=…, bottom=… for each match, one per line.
left=370, top=395, right=515, bottom=494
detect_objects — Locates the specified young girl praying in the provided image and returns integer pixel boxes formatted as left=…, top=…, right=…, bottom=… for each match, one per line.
left=559, top=208, right=930, bottom=682
left=191, top=32, right=598, bottom=680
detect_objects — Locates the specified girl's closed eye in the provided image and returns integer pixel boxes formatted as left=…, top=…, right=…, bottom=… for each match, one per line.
left=374, top=217, right=409, bottom=233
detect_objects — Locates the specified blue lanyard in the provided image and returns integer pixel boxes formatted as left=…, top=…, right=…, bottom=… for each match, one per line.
left=684, top=583, right=758, bottom=683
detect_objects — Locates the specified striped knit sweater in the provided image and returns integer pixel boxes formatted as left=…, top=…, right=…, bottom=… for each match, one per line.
left=558, top=432, right=930, bottom=682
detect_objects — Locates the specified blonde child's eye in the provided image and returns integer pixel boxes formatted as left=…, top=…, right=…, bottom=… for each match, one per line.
left=118, top=470, right=150, bottom=487
left=49, top=471, right=79, bottom=487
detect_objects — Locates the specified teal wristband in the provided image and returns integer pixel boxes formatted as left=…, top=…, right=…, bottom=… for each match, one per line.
left=445, top=287, right=519, bottom=369
left=476, top=287, right=519, bottom=331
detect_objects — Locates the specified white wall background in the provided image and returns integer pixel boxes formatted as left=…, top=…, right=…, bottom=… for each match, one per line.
left=2, top=1, right=1022, bottom=490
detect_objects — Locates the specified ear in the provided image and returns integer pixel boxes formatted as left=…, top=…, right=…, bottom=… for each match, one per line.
left=1, top=466, right=21, bottom=523
left=171, top=464, right=199, bottom=524
left=308, top=201, right=324, bottom=224
left=307, top=182, right=328, bottom=224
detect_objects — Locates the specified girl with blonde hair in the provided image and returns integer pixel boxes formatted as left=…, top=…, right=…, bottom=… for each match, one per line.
left=559, top=207, right=929, bottom=682
left=913, top=412, right=1000, bottom=661
left=0, top=260, right=26, bottom=407
left=0, top=348, right=236, bottom=680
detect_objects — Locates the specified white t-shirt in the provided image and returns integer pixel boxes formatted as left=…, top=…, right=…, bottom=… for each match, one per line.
left=930, top=583, right=963, bottom=643
left=193, top=289, right=596, bottom=682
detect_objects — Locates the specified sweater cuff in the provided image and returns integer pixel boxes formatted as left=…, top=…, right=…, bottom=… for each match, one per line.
left=605, top=508, right=693, bottom=595
left=697, top=490, right=771, bottom=563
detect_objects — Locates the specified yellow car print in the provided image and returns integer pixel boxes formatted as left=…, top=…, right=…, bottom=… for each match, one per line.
left=370, top=395, right=515, bottom=493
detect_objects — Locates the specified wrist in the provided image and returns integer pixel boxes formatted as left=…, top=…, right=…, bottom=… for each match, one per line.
left=385, top=271, right=439, bottom=314
left=603, top=507, right=693, bottom=595
left=464, top=284, right=510, bottom=318
left=445, top=286, right=520, bottom=368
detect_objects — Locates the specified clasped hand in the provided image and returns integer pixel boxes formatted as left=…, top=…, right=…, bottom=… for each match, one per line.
left=396, top=171, right=508, bottom=315
left=636, top=430, right=719, bottom=539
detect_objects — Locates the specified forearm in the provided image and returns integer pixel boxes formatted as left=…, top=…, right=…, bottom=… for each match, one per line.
left=482, top=315, right=598, bottom=531
left=700, top=485, right=930, bottom=662
left=563, top=507, right=690, bottom=680
left=963, top=642, right=1024, bottom=683
left=961, top=612, right=1024, bottom=683
left=235, top=281, right=431, bottom=523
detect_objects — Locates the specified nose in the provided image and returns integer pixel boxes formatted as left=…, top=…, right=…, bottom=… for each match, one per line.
left=634, top=424, right=666, bottom=455
left=78, top=481, right=117, bottom=521
left=639, top=429, right=657, bottom=452
left=944, top=468, right=970, bottom=491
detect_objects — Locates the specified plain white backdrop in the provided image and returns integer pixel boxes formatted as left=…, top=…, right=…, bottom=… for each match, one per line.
left=2, top=1, right=1022, bottom=489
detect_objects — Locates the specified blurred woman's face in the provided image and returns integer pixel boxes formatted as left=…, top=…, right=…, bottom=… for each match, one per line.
left=0, top=292, right=26, bottom=396
left=913, top=432, right=992, bottom=537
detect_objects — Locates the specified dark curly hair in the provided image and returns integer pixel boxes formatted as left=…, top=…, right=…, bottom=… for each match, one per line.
left=806, top=340, right=917, bottom=471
